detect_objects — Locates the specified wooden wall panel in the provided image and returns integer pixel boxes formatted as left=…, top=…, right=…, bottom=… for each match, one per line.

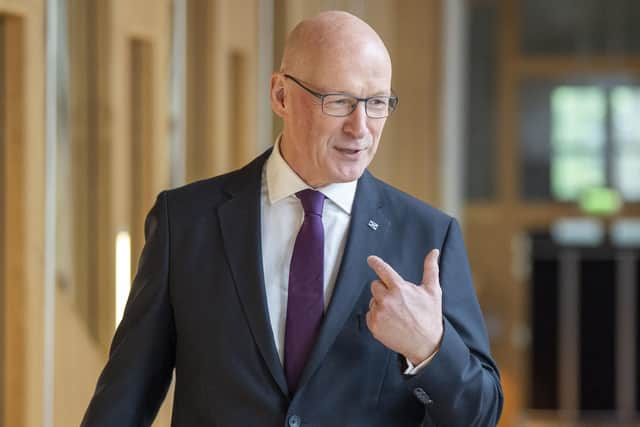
left=0, top=14, right=25, bottom=427
left=0, top=1, right=45, bottom=426
left=110, top=0, right=171, bottom=340
left=60, top=0, right=173, bottom=425
left=185, top=0, right=259, bottom=180
left=68, top=0, right=103, bottom=342
left=375, top=0, right=442, bottom=205
left=110, top=1, right=173, bottom=424
left=0, top=17, right=5, bottom=425
left=230, top=51, right=249, bottom=167
left=186, top=0, right=216, bottom=182
left=129, top=39, right=154, bottom=271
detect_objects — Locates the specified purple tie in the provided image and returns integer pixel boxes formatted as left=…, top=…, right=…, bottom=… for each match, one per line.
left=284, top=189, right=325, bottom=393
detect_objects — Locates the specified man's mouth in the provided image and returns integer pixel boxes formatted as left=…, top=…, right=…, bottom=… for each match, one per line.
left=335, top=147, right=365, bottom=155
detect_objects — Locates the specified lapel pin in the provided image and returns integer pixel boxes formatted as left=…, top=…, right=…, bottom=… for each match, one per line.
left=367, top=220, right=379, bottom=231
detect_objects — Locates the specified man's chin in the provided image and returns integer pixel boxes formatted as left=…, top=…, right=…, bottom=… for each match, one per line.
left=329, top=167, right=366, bottom=184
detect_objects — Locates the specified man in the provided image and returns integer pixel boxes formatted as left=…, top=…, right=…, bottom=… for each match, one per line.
left=82, top=11, right=503, bottom=427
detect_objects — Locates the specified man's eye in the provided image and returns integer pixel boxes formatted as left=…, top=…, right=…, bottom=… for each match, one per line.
left=369, top=98, right=388, bottom=107
left=327, top=97, right=353, bottom=106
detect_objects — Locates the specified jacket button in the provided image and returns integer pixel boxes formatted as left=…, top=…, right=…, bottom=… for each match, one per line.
left=413, top=387, right=433, bottom=405
left=288, top=415, right=301, bottom=427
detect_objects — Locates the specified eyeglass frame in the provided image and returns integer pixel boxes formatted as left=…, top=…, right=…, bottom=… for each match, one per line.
left=283, top=73, right=398, bottom=118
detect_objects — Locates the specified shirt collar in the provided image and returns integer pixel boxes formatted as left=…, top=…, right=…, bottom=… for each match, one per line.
left=265, top=136, right=357, bottom=214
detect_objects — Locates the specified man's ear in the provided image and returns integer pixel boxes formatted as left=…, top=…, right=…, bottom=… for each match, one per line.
left=270, top=73, right=286, bottom=118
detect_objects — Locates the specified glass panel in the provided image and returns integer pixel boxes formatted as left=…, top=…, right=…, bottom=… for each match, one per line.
left=521, top=0, right=640, bottom=55
left=611, top=87, right=640, bottom=141
left=611, top=87, right=640, bottom=200
left=551, top=155, right=605, bottom=201
left=551, top=87, right=606, bottom=200
left=614, top=154, right=640, bottom=200
left=551, top=87, right=606, bottom=147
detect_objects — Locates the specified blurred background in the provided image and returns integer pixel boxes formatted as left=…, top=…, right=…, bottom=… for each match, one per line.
left=1, top=0, right=640, bottom=426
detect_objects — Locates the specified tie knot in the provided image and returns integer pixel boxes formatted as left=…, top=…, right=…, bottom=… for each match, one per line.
left=296, top=189, right=325, bottom=216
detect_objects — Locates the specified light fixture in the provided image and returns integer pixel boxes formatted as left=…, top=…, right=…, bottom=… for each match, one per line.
left=550, top=218, right=604, bottom=247
left=115, top=231, right=131, bottom=328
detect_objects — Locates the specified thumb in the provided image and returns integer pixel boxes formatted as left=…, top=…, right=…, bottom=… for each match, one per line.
left=421, top=249, right=440, bottom=288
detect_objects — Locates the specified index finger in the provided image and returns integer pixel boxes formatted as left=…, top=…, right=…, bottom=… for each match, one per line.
left=367, top=255, right=403, bottom=289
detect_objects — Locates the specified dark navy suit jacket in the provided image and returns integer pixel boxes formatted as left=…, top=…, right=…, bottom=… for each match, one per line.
left=81, top=150, right=503, bottom=426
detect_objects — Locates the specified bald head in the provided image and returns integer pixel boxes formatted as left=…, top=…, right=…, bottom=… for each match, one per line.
left=270, top=11, right=393, bottom=187
left=280, top=11, right=392, bottom=83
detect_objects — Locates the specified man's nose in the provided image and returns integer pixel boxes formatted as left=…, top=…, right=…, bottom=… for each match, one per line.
left=342, top=102, right=368, bottom=138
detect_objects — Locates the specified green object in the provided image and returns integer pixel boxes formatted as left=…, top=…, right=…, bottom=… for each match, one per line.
left=579, top=187, right=622, bottom=215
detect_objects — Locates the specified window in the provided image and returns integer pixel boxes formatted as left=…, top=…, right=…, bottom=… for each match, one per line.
left=611, top=87, right=640, bottom=200
left=551, top=87, right=606, bottom=200
left=521, top=81, right=640, bottom=202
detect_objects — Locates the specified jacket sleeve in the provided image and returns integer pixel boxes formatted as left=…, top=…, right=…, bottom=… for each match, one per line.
left=406, top=218, right=504, bottom=426
left=81, top=192, right=176, bottom=427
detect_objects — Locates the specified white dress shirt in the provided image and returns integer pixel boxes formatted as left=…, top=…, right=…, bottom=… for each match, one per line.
left=260, top=139, right=430, bottom=374
left=261, top=139, right=355, bottom=364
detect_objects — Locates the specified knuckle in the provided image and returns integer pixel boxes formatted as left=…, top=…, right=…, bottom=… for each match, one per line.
left=423, top=281, right=441, bottom=295
left=366, top=312, right=376, bottom=329
left=376, top=297, right=390, bottom=312
left=370, top=280, right=382, bottom=295
left=388, top=284, right=402, bottom=297
left=432, top=285, right=443, bottom=297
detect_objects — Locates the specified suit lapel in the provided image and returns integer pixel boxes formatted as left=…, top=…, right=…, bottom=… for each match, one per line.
left=297, top=171, right=390, bottom=390
left=218, top=150, right=289, bottom=396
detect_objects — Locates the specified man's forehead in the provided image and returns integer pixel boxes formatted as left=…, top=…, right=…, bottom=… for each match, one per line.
left=281, top=11, right=392, bottom=78
left=291, top=39, right=391, bottom=86
left=307, top=72, right=391, bottom=96
left=304, top=51, right=391, bottom=92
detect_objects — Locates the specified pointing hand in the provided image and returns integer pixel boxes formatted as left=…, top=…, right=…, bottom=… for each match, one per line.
left=365, top=250, right=443, bottom=365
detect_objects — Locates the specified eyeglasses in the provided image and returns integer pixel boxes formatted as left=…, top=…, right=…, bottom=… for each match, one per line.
left=283, top=74, right=398, bottom=119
